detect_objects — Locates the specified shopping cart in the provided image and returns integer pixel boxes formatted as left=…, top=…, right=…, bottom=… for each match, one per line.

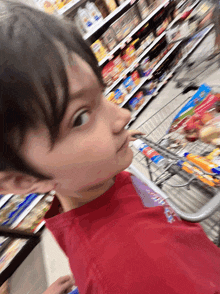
left=129, top=80, right=220, bottom=247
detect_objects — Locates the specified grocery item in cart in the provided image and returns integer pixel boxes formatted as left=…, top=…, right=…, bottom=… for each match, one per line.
left=184, top=152, right=220, bottom=174
left=133, top=139, right=168, bottom=167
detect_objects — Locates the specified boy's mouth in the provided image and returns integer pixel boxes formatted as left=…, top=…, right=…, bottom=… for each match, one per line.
left=117, top=137, right=129, bottom=153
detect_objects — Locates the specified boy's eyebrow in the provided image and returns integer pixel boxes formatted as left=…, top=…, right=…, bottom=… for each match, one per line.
left=69, top=89, right=85, bottom=101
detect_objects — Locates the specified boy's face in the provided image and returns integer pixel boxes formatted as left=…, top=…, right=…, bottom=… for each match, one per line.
left=20, top=55, right=133, bottom=197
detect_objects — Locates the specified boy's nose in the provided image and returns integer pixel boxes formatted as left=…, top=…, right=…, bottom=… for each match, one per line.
left=112, top=106, right=131, bottom=134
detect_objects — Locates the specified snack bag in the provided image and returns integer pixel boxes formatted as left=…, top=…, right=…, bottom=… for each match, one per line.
left=123, top=76, right=136, bottom=93
left=131, top=71, right=141, bottom=86
left=102, top=62, right=115, bottom=86
left=129, top=91, right=145, bottom=111
left=113, top=56, right=126, bottom=74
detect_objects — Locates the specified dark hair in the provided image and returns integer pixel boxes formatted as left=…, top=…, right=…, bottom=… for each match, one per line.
left=0, top=0, right=104, bottom=180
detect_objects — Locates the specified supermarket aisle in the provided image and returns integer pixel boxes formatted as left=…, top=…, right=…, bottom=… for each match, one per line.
left=40, top=28, right=220, bottom=288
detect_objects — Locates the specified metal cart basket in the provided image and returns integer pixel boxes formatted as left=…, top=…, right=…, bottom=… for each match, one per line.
left=128, top=58, right=220, bottom=246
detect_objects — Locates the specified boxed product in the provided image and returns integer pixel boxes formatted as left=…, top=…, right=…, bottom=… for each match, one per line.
left=90, top=39, right=109, bottom=63
left=143, top=80, right=157, bottom=95
left=34, top=0, right=56, bottom=14
left=139, top=57, right=153, bottom=77
left=111, top=19, right=123, bottom=42
left=137, top=0, right=149, bottom=20
left=120, top=13, right=133, bottom=39
left=114, top=84, right=128, bottom=105
left=85, top=2, right=103, bottom=23
left=77, top=8, right=94, bottom=32
left=130, top=5, right=141, bottom=27
left=167, top=84, right=220, bottom=144
left=95, top=0, right=110, bottom=18
left=121, top=45, right=136, bottom=67
left=106, top=92, right=115, bottom=102
left=123, top=76, right=136, bottom=93
left=129, top=91, right=145, bottom=111
left=102, top=61, right=116, bottom=86
left=103, top=0, right=117, bottom=12
left=102, top=28, right=118, bottom=51
left=131, top=71, right=141, bottom=86
left=113, top=56, right=126, bottom=74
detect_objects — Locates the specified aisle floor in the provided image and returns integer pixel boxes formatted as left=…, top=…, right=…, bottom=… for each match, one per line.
left=41, top=30, right=220, bottom=288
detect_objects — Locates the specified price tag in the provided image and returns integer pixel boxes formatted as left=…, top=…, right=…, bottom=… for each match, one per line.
left=108, top=54, right=114, bottom=61
left=120, top=72, right=127, bottom=80
left=120, top=42, right=126, bottom=50
left=126, top=37, right=132, bottom=44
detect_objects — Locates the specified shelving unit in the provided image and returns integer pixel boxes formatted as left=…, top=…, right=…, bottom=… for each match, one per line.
left=127, top=23, right=214, bottom=125
left=98, top=0, right=170, bottom=66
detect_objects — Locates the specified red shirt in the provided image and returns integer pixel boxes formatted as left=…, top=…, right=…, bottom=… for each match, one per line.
left=45, top=171, right=220, bottom=294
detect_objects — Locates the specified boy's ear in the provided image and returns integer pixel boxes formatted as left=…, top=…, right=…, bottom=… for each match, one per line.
left=0, top=171, right=55, bottom=195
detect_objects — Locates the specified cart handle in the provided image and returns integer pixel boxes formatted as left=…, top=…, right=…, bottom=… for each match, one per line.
left=128, top=164, right=220, bottom=223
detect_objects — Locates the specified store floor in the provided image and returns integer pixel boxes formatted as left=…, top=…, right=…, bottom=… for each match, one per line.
left=40, top=31, right=220, bottom=288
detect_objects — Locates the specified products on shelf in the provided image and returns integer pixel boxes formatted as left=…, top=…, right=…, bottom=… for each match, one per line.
left=114, top=84, right=128, bottom=105
left=0, top=195, right=26, bottom=224
left=0, top=239, right=27, bottom=274
left=85, top=1, right=103, bottom=23
left=102, top=56, right=126, bottom=86
left=95, top=0, right=110, bottom=18
left=77, top=7, right=94, bottom=32
left=137, top=0, right=149, bottom=20
left=140, top=56, right=153, bottom=77
left=34, top=0, right=57, bottom=14
left=143, top=80, right=157, bottom=95
left=156, top=18, right=169, bottom=36
left=16, top=196, right=53, bottom=232
left=131, top=71, right=141, bottom=86
left=103, top=0, right=117, bottom=12
left=90, top=39, right=109, bottom=62
left=123, top=76, right=136, bottom=93
left=128, top=91, right=145, bottom=111
left=121, top=44, right=137, bottom=67
left=101, top=28, right=118, bottom=51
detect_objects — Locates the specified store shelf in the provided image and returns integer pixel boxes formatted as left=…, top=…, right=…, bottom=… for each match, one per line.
left=127, top=23, right=214, bottom=126
left=104, top=32, right=166, bottom=96
left=83, top=0, right=131, bottom=40
left=0, top=237, right=40, bottom=287
left=119, top=40, right=181, bottom=108
left=0, top=194, right=14, bottom=209
left=98, top=0, right=170, bottom=66
left=57, top=0, right=87, bottom=15
left=10, top=194, right=45, bottom=229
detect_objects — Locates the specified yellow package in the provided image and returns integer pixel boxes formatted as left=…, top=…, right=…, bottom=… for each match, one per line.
left=90, top=39, right=108, bottom=63
left=104, top=0, right=117, bottom=12
left=106, top=92, right=116, bottom=103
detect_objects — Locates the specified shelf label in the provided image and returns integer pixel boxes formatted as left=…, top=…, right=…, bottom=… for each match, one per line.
left=120, top=42, right=126, bottom=50
left=108, top=54, right=114, bottom=61
left=120, top=72, right=127, bottom=80
left=126, top=37, right=132, bottom=44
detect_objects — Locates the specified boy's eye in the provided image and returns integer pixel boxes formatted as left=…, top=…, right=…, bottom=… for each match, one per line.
left=72, top=110, right=90, bottom=128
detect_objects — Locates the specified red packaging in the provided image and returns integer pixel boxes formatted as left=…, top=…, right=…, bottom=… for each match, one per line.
left=131, top=71, right=141, bottom=86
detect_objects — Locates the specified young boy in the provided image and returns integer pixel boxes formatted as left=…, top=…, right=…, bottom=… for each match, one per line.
left=0, top=1, right=220, bottom=293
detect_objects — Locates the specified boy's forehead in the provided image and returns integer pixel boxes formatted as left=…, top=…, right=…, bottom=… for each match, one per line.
left=67, top=54, right=100, bottom=99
